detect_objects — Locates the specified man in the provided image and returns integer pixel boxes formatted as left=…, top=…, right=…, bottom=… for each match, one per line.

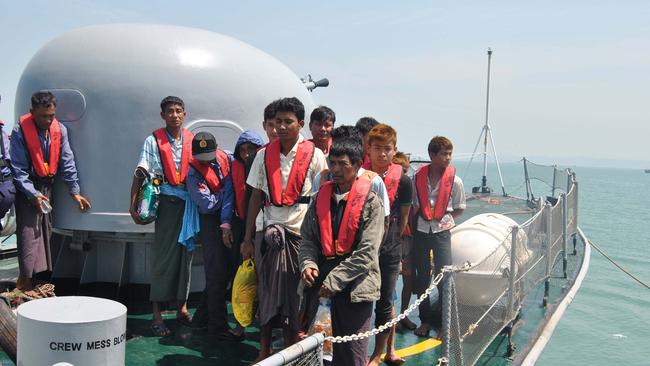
left=129, top=96, right=197, bottom=337
left=0, top=95, right=15, bottom=233
left=355, top=116, right=379, bottom=161
left=11, top=91, right=91, bottom=293
left=262, top=100, right=279, bottom=143
left=186, top=132, right=236, bottom=339
left=412, top=136, right=465, bottom=337
left=308, top=106, right=335, bottom=156
left=365, top=124, right=412, bottom=366
left=240, top=97, right=327, bottom=361
left=300, top=137, right=384, bottom=366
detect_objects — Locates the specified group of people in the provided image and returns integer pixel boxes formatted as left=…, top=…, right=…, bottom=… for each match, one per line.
left=127, top=95, right=465, bottom=366
left=1, top=91, right=465, bottom=366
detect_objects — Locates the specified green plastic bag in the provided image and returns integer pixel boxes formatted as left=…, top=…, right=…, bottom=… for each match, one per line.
left=232, top=259, right=257, bottom=327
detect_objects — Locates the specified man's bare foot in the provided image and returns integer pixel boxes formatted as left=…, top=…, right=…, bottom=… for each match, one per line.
left=399, top=317, right=417, bottom=331
left=367, top=355, right=381, bottom=366
left=384, top=353, right=405, bottom=366
left=414, top=323, right=431, bottom=337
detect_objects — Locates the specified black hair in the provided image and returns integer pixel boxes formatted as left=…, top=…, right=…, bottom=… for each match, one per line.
left=31, top=91, right=57, bottom=109
left=329, top=136, right=364, bottom=165
left=264, top=99, right=279, bottom=121
left=331, top=125, right=363, bottom=145
left=309, top=105, right=336, bottom=127
left=160, top=96, right=185, bottom=112
left=355, top=117, right=379, bottom=135
left=274, top=97, right=305, bottom=121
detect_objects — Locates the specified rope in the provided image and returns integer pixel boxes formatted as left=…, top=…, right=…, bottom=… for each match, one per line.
left=587, top=238, right=650, bottom=290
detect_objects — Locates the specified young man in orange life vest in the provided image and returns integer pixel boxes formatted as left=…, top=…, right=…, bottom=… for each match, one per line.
left=129, top=96, right=198, bottom=337
left=365, top=124, right=413, bottom=366
left=299, top=136, right=384, bottom=366
left=308, top=106, right=335, bottom=157
left=10, top=91, right=91, bottom=294
left=412, top=136, right=466, bottom=337
left=240, top=97, right=328, bottom=362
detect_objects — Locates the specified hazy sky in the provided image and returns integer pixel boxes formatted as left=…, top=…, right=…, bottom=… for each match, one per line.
left=1, top=1, right=649, bottom=167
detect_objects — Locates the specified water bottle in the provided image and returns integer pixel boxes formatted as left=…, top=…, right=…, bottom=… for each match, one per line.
left=40, top=199, right=52, bottom=214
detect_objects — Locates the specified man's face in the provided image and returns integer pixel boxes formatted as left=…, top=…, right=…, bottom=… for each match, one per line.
left=160, top=103, right=185, bottom=129
left=368, top=139, right=396, bottom=170
left=430, top=148, right=453, bottom=168
left=275, top=111, right=303, bottom=142
left=262, top=118, right=278, bottom=142
left=310, top=118, right=334, bottom=143
left=329, top=154, right=360, bottom=187
left=31, top=104, right=56, bottom=130
left=238, top=142, right=258, bottom=165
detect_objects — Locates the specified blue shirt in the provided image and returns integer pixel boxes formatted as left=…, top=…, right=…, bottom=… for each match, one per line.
left=186, top=153, right=234, bottom=226
left=10, top=122, right=81, bottom=198
left=1, top=126, right=11, bottom=177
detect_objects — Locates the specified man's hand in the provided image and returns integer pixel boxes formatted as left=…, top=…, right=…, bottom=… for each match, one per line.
left=30, top=193, right=49, bottom=209
left=222, top=228, right=233, bottom=248
left=240, top=239, right=254, bottom=260
left=72, top=194, right=91, bottom=211
left=302, top=268, right=319, bottom=288
left=319, top=284, right=335, bottom=298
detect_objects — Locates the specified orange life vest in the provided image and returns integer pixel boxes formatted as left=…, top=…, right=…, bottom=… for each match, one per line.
left=19, top=113, right=62, bottom=178
left=317, top=171, right=375, bottom=257
left=231, top=159, right=247, bottom=218
left=264, top=139, right=315, bottom=206
left=362, top=162, right=402, bottom=208
left=189, top=149, right=230, bottom=192
left=153, top=128, right=193, bottom=186
left=415, top=164, right=456, bottom=221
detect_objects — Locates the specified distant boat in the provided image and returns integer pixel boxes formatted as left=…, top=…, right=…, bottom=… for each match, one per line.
left=645, top=169, right=650, bottom=173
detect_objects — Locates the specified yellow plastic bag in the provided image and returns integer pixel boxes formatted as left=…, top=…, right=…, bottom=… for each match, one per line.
left=232, top=259, right=257, bottom=327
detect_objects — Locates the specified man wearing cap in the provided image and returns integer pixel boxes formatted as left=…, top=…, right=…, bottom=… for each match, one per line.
left=10, top=91, right=91, bottom=293
left=129, top=96, right=198, bottom=337
left=0, top=95, right=15, bottom=235
left=186, top=131, right=237, bottom=339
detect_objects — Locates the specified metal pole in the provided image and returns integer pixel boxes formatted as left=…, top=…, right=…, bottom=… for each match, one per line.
left=507, top=225, right=519, bottom=320
left=463, top=125, right=486, bottom=183
left=481, top=48, right=492, bottom=191
left=523, top=158, right=534, bottom=201
left=551, top=166, right=557, bottom=197
left=561, top=193, right=568, bottom=278
left=487, top=128, right=507, bottom=196
left=543, top=203, right=552, bottom=308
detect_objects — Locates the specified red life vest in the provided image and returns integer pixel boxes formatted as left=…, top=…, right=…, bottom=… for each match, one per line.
left=231, top=159, right=247, bottom=218
left=310, top=138, right=332, bottom=155
left=153, top=128, right=193, bottom=186
left=264, top=139, right=315, bottom=206
left=317, top=171, right=375, bottom=257
left=362, top=162, right=402, bottom=208
left=19, top=113, right=62, bottom=178
left=415, top=164, right=456, bottom=221
left=189, top=149, right=230, bottom=192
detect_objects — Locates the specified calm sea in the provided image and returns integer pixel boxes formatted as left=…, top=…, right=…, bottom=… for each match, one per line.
left=461, top=162, right=650, bottom=365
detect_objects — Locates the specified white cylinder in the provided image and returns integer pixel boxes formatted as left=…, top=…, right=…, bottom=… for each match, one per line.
left=17, top=296, right=127, bottom=366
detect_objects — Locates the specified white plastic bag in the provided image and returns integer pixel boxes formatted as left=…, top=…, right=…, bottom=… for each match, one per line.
left=308, top=297, right=333, bottom=360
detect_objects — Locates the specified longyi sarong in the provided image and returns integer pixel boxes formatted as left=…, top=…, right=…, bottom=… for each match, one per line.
left=15, top=185, right=52, bottom=278
left=258, top=224, right=302, bottom=331
left=150, top=194, right=193, bottom=302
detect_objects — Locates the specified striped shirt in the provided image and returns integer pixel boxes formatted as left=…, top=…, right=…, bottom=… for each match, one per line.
left=136, top=130, right=184, bottom=178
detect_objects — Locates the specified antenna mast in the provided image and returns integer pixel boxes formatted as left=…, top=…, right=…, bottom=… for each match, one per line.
left=468, top=48, right=507, bottom=196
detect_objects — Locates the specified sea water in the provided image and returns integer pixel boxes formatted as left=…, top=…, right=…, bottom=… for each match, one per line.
left=461, top=162, right=650, bottom=365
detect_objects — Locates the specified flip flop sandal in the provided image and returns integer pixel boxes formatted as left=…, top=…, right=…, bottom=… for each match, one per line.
left=35, top=283, right=56, bottom=297
left=150, top=322, right=171, bottom=337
